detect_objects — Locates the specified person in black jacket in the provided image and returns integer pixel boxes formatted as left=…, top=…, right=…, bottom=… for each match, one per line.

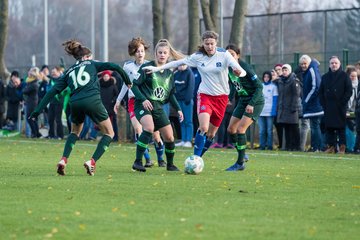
left=100, top=70, right=119, bottom=141
left=23, top=67, right=42, bottom=138
left=319, top=56, right=353, bottom=154
left=4, top=71, right=25, bottom=131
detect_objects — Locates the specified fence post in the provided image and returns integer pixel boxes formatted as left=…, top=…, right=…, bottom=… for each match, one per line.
left=293, top=52, right=300, bottom=68
left=342, top=49, right=349, bottom=67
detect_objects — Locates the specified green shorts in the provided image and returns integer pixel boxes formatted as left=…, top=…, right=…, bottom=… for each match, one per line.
left=232, top=100, right=264, bottom=122
left=71, top=98, right=108, bottom=125
left=134, top=101, right=170, bottom=131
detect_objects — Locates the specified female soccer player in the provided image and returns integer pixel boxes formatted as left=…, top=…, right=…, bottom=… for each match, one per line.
left=225, top=44, right=264, bottom=171
left=30, top=39, right=132, bottom=176
left=143, top=31, right=246, bottom=159
left=113, top=37, right=165, bottom=167
left=131, top=39, right=184, bottom=172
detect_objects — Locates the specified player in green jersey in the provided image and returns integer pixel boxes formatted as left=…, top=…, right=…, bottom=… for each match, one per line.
left=30, top=39, right=132, bottom=176
left=225, top=44, right=265, bottom=171
left=131, top=39, right=184, bottom=172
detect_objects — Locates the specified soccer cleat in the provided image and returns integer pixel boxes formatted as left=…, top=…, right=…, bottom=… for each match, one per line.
left=166, top=164, right=180, bottom=171
left=56, top=159, right=67, bottom=176
left=84, top=159, right=96, bottom=176
left=144, top=160, right=154, bottom=168
left=158, top=160, right=167, bottom=167
left=244, top=154, right=249, bottom=162
left=132, top=161, right=146, bottom=172
left=226, top=162, right=245, bottom=171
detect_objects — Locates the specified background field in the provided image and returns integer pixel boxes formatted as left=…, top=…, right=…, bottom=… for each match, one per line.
left=0, top=138, right=359, bottom=240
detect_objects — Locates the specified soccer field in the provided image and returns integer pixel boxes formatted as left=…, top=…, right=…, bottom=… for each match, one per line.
left=0, top=138, right=359, bottom=240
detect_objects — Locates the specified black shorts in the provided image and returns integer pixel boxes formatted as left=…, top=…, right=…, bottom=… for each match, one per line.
left=232, top=100, right=264, bottom=122
left=134, top=101, right=170, bottom=131
left=71, top=98, right=108, bottom=125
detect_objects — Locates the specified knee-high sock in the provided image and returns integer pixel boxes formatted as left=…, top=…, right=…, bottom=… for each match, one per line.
left=135, top=133, right=150, bottom=160
left=164, top=142, right=175, bottom=165
left=135, top=131, right=152, bottom=163
left=194, top=130, right=206, bottom=156
left=92, top=135, right=112, bottom=162
left=154, top=139, right=164, bottom=161
left=62, top=133, right=78, bottom=159
left=236, top=133, right=247, bottom=164
left=201, top=136, right=214, bottom=157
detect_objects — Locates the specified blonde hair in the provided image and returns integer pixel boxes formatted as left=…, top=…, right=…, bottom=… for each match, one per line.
left=154, top=39, right=184, bottom=62
left=29, top=67, right=41, bottom=78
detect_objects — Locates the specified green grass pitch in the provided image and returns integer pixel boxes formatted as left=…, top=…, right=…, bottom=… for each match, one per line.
left=0, top=138, right=359, bottom=240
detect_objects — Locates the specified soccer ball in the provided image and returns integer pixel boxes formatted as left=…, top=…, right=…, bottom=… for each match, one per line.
left=184, top=155, right=204, bottom=174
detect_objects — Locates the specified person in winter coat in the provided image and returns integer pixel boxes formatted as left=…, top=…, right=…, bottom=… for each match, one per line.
left=299, top=55, right=324, bottom=152
left=4, top=71, right=25, bottom=131
left=276, top=64, right=301, bottom=151
left=174, top=64, right=195, bottom=148
left=23, top=67, right=42, bottom=138
left=319, top=56, right=352, bottom=154
left=100, top=70, right=119, bottom=141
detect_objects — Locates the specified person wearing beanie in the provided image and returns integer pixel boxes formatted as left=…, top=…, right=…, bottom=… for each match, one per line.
left=277, top=63, right=301, bottom=151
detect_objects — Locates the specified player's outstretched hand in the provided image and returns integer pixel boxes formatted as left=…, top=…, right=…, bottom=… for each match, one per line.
left=142, top=66, right=160, bottom=74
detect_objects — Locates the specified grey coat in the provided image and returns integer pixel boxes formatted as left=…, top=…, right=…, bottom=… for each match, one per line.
left=277, top=73, right=302, bottom=124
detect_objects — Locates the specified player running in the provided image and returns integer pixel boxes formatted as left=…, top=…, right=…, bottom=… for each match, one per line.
left=29, top=39, right=132, bottom=176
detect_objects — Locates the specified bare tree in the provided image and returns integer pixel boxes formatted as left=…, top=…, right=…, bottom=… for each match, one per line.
left=152, top=0, right=163, bottom=47
left=0, top=0, right=9, bottom=81
left=162, top=0, right=171, bottom=41
left=200, top=0, right=218, bottom=32
left=188, top=0, right=200, bottom=54
left=229, top=0, right=248, bottom=48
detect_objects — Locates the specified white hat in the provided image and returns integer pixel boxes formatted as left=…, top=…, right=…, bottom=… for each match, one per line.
left=282, top=64, right=292, bottom=73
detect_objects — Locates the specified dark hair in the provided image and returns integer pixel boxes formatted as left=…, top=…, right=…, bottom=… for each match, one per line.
left=11, top=70, right=19, bottom=78
left=225, top=44, right=241, bottom=55
left=128, top=37, right=150, bottom=56
left=41, top=65, right=49, bottom=71
left=262, top=71, right=272, bottom=82
left=62, top=39, right=92, bottom=60
left=198, top=31, right=219, bottom=55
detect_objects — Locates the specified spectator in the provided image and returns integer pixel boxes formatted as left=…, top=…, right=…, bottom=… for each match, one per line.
left=353, top=67, right=360, bottom=154
left=100, top=70, right=119, bottom=141
left=191, top=67, right=201, bottom=137
left=0, top=77, right=5, bottom=128
left=299, top=55, right=324, bottom=152
left=174, top=64, right=195, bottom=148
left=23, top=67, right=42, bottom=138
left=345, top=65, right=358, bottom=152
left=38, top=65, right=50, bottom=129
left=276, top=64, right=301, bottom=151
left=47, top=66, right=65, bottom=139
left=258, top=71, right=278, bottom=150
left=272, top=63, right=284, bottom=149
left=319, top=56, right=352, bottom=154
left=3, top=71, right=25, bottom=131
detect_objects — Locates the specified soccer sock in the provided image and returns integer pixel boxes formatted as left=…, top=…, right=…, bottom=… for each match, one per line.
left=144, top=148, right=151, bottom=161
left=154, top=140, right=164, bottom=161
left=92, top=135, right=112, bottom=162
left=200, top=136, right=214, bottom=157
left=135, top=130, right=152, bottom=163
left=236, top=133, right=247, bottom=165
left=164, top=142, right=175, bottom=165
left=194, top=130, right=206, bottom=156
left=62, top=133, right=78, bottom=159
